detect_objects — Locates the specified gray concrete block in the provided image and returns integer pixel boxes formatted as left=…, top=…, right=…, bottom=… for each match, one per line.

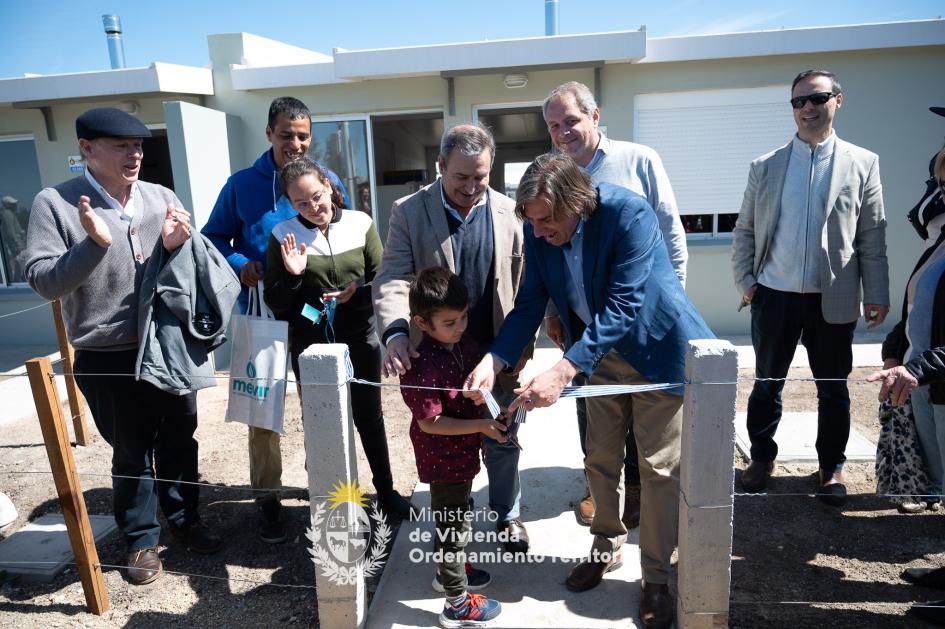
left=299, top=344, right=366, bottom=629
left=678, top=340, right=737, bottom=629
left=0, top=514, right=116, bottom=582
left=678, top=611, right=730, bottom=628
left=677, top=504, right=733, bottom=613
left=680, top=340, right=738, bottom=508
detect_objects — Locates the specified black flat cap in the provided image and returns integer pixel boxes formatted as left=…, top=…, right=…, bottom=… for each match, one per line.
left=75, top=107, right=152, bottom=141
left=932, top=106, right=945, bottom=118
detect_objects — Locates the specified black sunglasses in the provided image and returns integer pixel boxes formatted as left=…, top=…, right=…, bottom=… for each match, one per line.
left=790, top=91, right=837, bottom=109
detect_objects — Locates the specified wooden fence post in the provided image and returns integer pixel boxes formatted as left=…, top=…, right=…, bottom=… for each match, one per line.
left=51, top=300, right=89, bottom=446
left=677, top=339, right=738, bottom=629
left=26, top=357, right=108, bottom=615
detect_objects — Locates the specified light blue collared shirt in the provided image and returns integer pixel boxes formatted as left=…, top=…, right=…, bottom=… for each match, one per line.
left=561, top=219, right=592, bottom=325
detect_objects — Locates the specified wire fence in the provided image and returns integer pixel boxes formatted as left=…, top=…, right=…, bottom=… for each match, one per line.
left=0, top=356, right=927, bottom=620
left=0, top=558, right=937, bottom=608
left=0, top=301, right=52, bottom=320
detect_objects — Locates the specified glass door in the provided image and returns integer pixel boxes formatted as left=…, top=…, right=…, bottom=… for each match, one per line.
left=309, top=117, right=372, bottom=219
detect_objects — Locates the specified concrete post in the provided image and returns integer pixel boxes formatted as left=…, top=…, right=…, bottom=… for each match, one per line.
left=677, top=339, right=738, bottom=629
left=298, top=344, right=365, bottom=629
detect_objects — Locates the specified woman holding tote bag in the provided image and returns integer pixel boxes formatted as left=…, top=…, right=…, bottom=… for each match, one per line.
left=263, top=159, right=414, bottom=519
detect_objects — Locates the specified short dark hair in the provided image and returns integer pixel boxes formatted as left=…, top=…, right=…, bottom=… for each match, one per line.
left=409, top=267, right=468, bottom=323
left=279, top=158, right=347, bottom=209
left=439, top=123, right=495, bottom=169
left=268, top=96, right=311, bottom=130
left=515, top=153, right=597, bottom=222
left=791, top=70, right=842, bottom=95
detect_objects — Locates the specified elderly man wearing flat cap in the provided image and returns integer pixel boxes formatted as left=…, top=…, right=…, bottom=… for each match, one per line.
left=24, top=107, right=221, bottom=586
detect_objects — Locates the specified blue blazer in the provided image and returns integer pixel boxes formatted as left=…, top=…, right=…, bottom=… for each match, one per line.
left=491, top=183, right=714, bottom=392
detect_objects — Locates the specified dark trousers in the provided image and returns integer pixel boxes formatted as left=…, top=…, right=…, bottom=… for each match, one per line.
left=291, top=336, right=394, bottom=494
left=430, top=480, right=473, bottom=598
left=746, top=285, right=855, bottom=471
left=74, top=349, right=199, bottom=551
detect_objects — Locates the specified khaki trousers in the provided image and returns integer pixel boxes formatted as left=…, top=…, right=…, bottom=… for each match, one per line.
left=585, top=351, right=682, bottom=585
left=248, top=426, right=282, bottom=499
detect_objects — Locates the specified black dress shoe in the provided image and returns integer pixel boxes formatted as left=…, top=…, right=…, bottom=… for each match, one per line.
left=740, top=460, right=774, bottom=492
left=497, top=518, right=529, bottom=554
left=623, top=485, right=641, bottom=530
left=378, top=489, right=419, bottom=520
left=817, top=469, right=847, bottom=507
left=170, top=520, right=223, bottom=554
left=258, top=497, right=287, bottom=544
left=639, top=582, right=674, bottom=629
left=565, top=551, right=622, bottom=592
left=903, top=567, right=945, bottom=590
left=126, top=548, right=162, bottom=585
left=912, top=599, right=945, bottom=626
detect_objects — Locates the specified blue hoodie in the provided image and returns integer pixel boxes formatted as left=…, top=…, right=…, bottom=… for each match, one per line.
left=202, top=148, right=350, bottom=303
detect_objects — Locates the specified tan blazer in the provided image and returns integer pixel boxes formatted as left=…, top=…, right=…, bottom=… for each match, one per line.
left=372, top=180, right=526, bottom=348
left=732, top=136, right=889, bottom=324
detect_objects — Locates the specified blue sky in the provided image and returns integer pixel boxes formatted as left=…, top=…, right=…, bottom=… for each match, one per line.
left=1, top=0, right=941, bottom=78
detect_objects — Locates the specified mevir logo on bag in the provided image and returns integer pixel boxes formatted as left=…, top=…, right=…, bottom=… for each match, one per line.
left=232, top=360, right=271, bottom=401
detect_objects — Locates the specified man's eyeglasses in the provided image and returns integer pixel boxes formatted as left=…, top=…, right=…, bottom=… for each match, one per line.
left=790, top=92, right=837, bottom=109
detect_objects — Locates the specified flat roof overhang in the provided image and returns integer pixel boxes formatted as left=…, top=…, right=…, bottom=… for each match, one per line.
left=0, top=62, right=213, bottom=108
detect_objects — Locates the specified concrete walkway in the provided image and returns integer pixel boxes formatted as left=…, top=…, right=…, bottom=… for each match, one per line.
left=367, top=348, right=646, bottom=628
left=366, top=338, right=884, bottom=628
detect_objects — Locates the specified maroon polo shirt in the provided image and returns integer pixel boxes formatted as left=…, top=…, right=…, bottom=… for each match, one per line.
left=400, top=333, right=487, bottom=484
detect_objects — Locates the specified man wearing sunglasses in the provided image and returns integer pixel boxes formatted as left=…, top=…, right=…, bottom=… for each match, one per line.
left=732, top=69, right=890, bottom=506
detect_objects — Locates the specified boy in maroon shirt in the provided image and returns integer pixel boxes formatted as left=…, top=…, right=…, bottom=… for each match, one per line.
left=401, top=267, right=507, bottom=628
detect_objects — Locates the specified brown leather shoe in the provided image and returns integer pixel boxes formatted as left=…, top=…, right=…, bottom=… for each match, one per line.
left=639, top=582, right=673, bottom=629
left=565, top=551, right=622, bottom=592
left=577, top=489, right=595, bottom=526
left=126, top=548, right=162, bottom=585
left=622, top=485, right=641, bottom=530
left=498, top=518, right=529, bottom=554
left=740, top=460, right=774, bottom=493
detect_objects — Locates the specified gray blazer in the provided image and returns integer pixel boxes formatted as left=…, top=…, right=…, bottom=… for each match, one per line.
left=732, top=136, right=889, bottom=324
left=373, top=180, right=525, bottom=347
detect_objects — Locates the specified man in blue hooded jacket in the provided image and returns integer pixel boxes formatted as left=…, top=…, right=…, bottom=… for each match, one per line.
left=201, top=97, right=351, bottom=543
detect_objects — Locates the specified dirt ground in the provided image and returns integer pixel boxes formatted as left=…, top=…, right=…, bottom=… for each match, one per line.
left=0, top=365, right=943, bottom=628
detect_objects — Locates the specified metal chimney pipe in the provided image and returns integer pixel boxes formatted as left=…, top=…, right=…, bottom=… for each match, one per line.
left=545, top=0, right=559, bottom=36
left=102, top=15, right=126, bottom=69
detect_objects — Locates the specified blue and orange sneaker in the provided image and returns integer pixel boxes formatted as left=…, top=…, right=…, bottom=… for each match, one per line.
left=432, top=562, right=492, bottom=593
left=439, top=592, right=502, bottom=628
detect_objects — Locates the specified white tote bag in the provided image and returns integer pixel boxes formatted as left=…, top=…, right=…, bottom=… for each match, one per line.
left=225, top=284, right=289, bottom=433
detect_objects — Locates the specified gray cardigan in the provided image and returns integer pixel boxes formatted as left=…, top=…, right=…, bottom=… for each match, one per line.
left=25, top=176, right=181, bottom=350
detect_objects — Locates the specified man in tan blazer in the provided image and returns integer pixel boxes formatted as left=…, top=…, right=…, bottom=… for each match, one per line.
left=372, top=123, right=530, bottom=552
left=732, top=69, right=889, bottom=505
